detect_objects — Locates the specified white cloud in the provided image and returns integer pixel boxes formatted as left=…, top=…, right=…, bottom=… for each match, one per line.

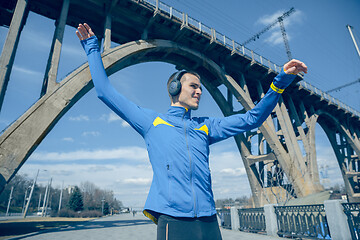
left=69, top=115, right=89, bottom=121
left=107, top=112, right=121, bottom=122
left=12, top=65, right=43, bottom=77
left=123, top=178, right=152, bottom=185
left=29, top=146, right=148, bottom=162
left=62, top=137, right=74, bottom=142
left=257, top=10, right=284, bottom=26
left=220, top=168, right=246, bottom=176
left=121, top=120, right=130, bottom=128
left=82, top=131, right=100, bottom=137
left=101, top=112, right=130, bottom=127
left=257, top=9, right=304, bottom=27
left=264, top=30, right=286, bottom=46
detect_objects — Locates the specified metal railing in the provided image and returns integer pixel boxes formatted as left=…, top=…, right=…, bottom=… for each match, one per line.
left=238, top=207, right=266, bottom=233
left=275, top=204, right=331, bottom=239
left=134, top=0, right=360, bottom=118
left=342, top=202, right=360, bottom=240
left=299, top=81, right=360, bottom=117
left=217, top=208, right=231, bottom=229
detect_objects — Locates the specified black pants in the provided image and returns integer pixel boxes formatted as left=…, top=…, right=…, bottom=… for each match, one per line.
left=157, top=214, right=222, bottom=240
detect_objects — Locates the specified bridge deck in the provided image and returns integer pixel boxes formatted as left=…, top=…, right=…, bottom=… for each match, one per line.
left=0, top=213, right=283, bottom=240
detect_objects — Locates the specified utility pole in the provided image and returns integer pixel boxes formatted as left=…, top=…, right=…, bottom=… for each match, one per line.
left=6, top=186, right=14, bottom=216
left=38, top=193, right=42, bottom=211
left=24, top=169, right=39, bottom=218
left=22, top=187, right=29, bottom=214
left=326, top=26, right=360, bottom=94
left=41, top=181, right=49, bottom=217
left=102, top=199, right=105, bottom=215
left=58, top=181, right=64, bottom=212
left=346, top=25, right=360, bottom=60
left=44, top=178, right=52, bottom=216
left=326, top=78, right=360, bottom=93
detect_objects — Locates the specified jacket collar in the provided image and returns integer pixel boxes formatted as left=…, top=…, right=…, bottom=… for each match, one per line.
left=167, top=106, right=191, bottom=119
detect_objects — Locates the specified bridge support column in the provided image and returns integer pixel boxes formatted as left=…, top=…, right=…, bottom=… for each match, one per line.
left=264, top=204, right=278, bottom=236
left=324, top=200, right=352, bottom=240
left=230, top=206, right=240, bottom=231
left=0, top=0, right=29, bottom=112
left=41, top=0, right=70, bottom=96
left=103, top=14, right=112, bottom=51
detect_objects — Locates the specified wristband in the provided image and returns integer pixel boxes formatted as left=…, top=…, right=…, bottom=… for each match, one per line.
left=270, top=82, right=284, bottom=94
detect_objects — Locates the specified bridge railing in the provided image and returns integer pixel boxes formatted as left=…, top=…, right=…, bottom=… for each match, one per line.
left=136, top=0, right=359, bottom=118
left=299, top=81, right=360, bottom=117
left=218, top=200, right=359, bottom=239
left=342, top=202, right=360, bottom=240
left=238, top=207, right=266, bottom=234
left=217, top=208, right=232, bottom=229
left=275, top=204, right=330, bottom=239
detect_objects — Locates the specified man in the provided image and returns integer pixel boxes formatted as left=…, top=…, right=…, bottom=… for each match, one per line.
left=76, top=23, right=307, bottom=240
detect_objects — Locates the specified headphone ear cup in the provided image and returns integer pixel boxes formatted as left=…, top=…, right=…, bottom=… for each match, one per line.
left=168, top=79, right=182, bottom=96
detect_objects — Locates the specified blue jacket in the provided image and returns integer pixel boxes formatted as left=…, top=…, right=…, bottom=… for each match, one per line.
left=81, top=36, right=296, bottom=223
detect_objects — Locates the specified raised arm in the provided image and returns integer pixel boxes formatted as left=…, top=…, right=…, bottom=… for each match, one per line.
left=208, top=59, right=307, bottom=144
left=76, top=23, right=154, bottom=136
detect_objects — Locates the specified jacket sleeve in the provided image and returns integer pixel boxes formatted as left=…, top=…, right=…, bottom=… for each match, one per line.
left=80, top=36, right=153, bottom=137
left=207, top=69, right=296, bottom=145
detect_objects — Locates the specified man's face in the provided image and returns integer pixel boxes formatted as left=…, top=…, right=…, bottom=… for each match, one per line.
left=177, top=73, right=202, bottom=110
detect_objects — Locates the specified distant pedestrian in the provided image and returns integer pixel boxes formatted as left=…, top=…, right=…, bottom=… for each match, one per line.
left=76, top=23, right=307, bottom=240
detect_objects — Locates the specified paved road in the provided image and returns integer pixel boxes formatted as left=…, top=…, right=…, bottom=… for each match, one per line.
left=5, top=214, right=283, bottom=240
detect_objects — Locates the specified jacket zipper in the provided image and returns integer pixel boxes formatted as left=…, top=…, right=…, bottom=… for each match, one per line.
left=183, top=110, right=197, bottom=217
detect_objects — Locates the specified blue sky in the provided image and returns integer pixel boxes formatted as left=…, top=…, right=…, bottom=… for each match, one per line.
left=0, top=0, right=359, bottom=207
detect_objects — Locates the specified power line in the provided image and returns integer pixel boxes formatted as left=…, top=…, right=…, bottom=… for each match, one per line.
left=326, top=78, right=360, bottom=93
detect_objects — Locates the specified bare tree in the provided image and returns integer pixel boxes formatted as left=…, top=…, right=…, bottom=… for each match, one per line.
left=257, top=160, right=297, bottom=205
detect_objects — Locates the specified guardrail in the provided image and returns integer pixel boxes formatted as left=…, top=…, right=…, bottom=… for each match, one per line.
left=238, top=207, right=266, bottom=234
left=342, top=202, right=360, bottom=240
left=220, top=201, right=359, bottom=239
left=217, top=208, right=231, bottom=229
left=275, top=204, right=330, bottom=239
left=134, top=0, right=360, bottom=118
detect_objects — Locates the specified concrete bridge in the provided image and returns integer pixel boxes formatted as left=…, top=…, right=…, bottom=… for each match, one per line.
left=0, top=0, right=359, bottom=206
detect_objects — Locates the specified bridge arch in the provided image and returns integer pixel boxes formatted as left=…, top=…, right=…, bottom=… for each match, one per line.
left=0, top=38, right=324, bottom=205
left=313, top=109, right=360, bottom=201
left=4, top=37, right=340, bottom=208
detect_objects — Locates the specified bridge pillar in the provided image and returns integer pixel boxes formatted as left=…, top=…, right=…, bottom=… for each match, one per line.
left=41, top=0, right=70, bottom=96
left=230, top=206, right=240, bottom=231
left=264, top=204, right=278, bottom=236
left=0, top=0, right=29, bottom=112
left=102, top=0, right=120, bottom=52
left=103, top=13, right=112, bottom=52
left=324, top=200, right=352, bottom=240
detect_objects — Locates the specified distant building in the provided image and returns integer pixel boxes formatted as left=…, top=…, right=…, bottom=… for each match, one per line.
left=66, top=185, right=75, bottom=195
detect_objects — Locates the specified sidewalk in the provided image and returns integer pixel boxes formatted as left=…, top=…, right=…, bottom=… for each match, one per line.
left=1, top=213, right=283, bottom=239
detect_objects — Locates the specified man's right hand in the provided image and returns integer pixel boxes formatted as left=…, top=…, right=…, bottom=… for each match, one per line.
left=76, top=23, right=95, bottom=41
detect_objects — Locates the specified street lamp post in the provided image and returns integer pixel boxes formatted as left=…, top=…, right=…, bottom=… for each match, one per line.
left=6, top=186, right=14, bottom=216
left=101, top=199, right=105, bottom=215
left=23, top=169, right=39, bottom=218
left=22, top=186, right=31, bottom=214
